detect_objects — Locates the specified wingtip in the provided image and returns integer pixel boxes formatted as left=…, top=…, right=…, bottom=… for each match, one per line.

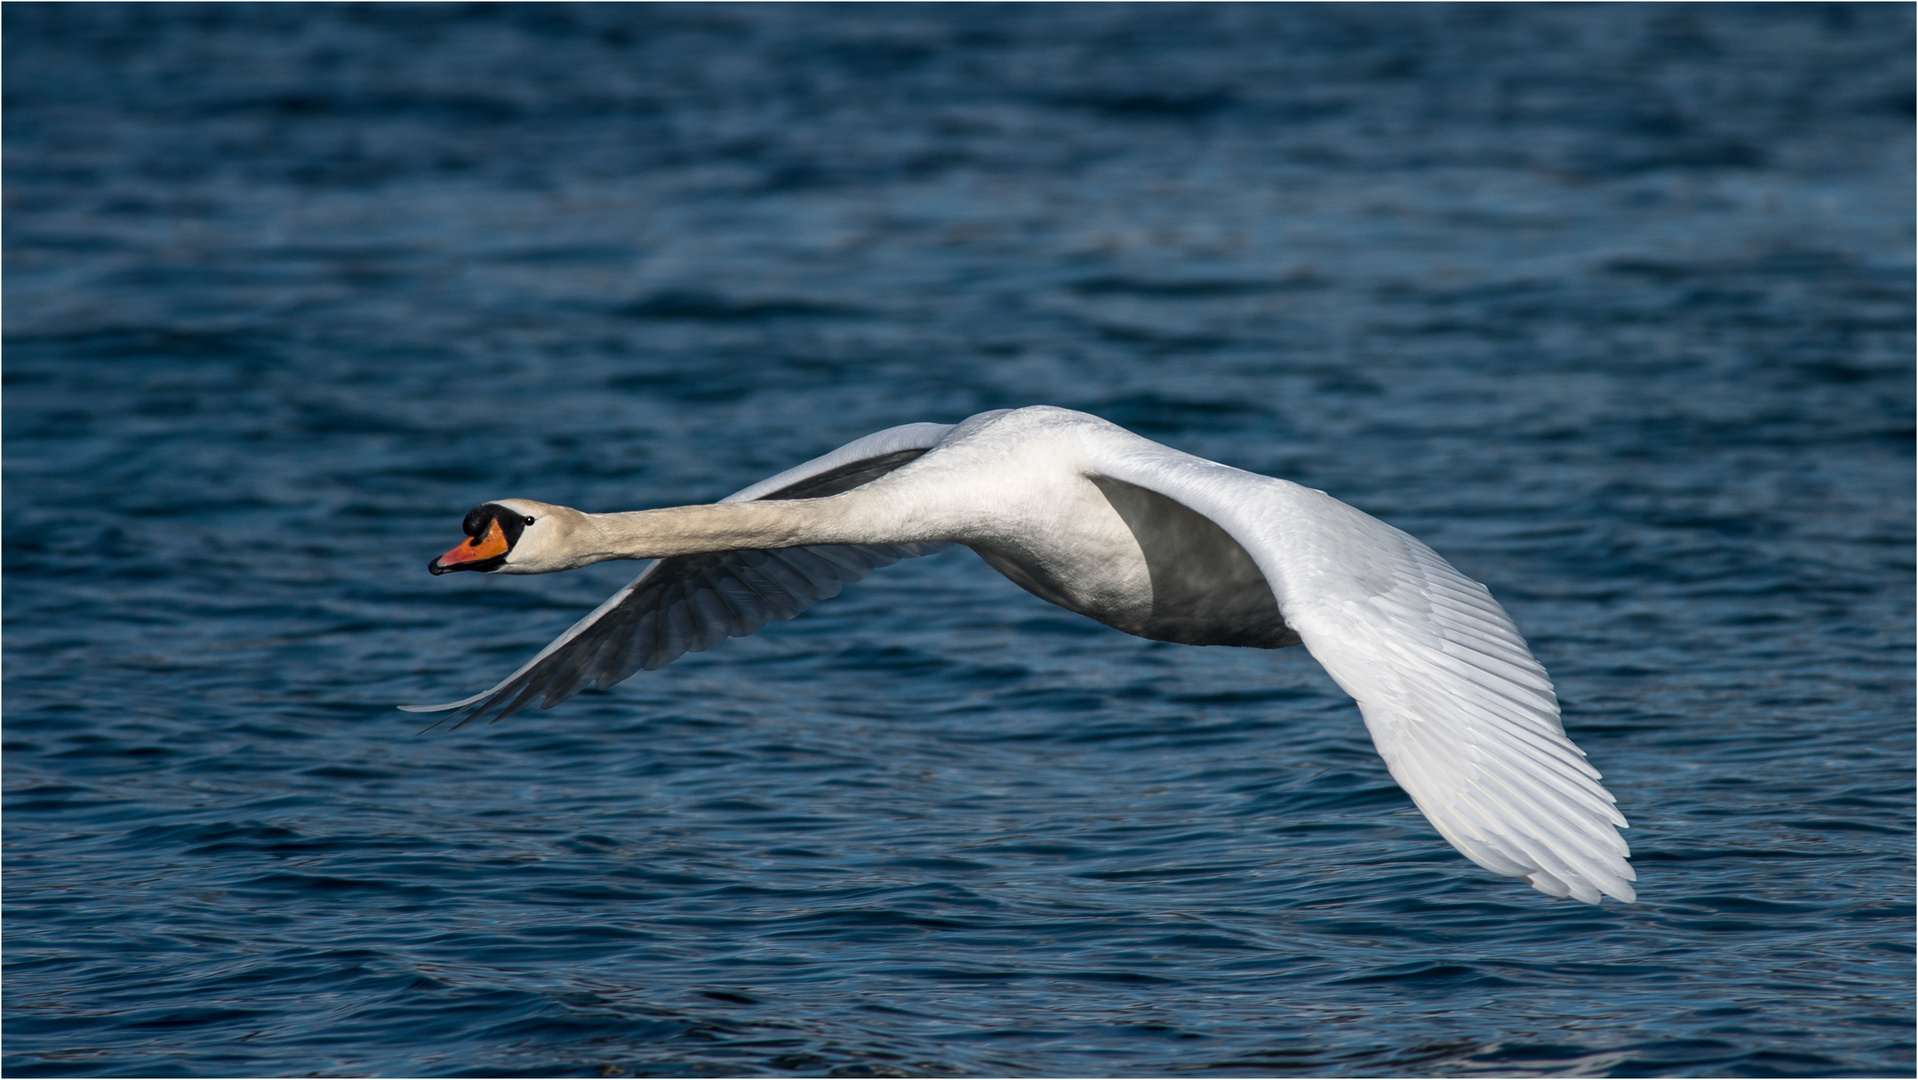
left=1595, top=875, right=1641, bottom=905
left=1526, top=862, right=1638, bottom=905
left=398, top=688, right=496, bottom=714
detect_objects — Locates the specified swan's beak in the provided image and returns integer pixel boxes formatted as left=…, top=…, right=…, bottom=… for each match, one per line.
left=429, top=517, right=511, bottom=575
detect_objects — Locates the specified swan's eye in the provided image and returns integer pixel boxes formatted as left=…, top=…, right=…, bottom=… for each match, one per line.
left=523, top=516, right=536, bottom=526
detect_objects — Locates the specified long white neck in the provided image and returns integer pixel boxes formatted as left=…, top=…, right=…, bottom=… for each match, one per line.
left=587, top=496, right=926, bottom=558
left=514, top=486, right=951, bottom=572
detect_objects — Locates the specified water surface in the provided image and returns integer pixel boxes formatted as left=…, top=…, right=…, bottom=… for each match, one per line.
left=5, top=4, right=1913, bottom=1076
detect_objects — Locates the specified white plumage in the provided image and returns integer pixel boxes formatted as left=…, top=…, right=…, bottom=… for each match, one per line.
left=409, top=406, right=1634, bottom=903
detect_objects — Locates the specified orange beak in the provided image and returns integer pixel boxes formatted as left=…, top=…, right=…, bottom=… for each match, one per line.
left=429, top=517, right=511, bottom=575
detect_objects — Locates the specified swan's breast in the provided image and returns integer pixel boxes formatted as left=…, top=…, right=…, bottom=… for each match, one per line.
left=960, top=468, right=1157, bottom=628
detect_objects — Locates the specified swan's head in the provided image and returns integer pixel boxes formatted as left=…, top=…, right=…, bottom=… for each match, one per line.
left=427, top=499, right=581, bottom=575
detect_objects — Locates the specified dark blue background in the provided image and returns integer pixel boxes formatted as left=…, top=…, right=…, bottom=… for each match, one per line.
left=5, top=4, right=1912, bottom=1076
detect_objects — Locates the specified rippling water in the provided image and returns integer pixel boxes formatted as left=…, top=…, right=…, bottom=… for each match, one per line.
left=5, top=4, right=1913, bottom=1077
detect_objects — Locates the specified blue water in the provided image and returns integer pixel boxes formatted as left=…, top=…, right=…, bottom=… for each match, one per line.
left=4, top=4, right=1912, bottom=1077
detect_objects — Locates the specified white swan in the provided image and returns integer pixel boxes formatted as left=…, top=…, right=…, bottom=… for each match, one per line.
left=407, top=406, right=1634, bottom=903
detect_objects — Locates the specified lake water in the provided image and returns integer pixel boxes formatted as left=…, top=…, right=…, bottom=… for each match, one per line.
left=4, top=4, right=1912, bottom=1077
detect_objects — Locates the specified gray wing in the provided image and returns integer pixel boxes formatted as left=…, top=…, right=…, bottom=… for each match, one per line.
left=402, top=423, right=954, bottom=728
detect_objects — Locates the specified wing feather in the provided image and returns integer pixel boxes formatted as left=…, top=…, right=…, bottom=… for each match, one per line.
left=1085, top=429, right=1635, bottom=903
left=403, top=422, right=956, bottom=727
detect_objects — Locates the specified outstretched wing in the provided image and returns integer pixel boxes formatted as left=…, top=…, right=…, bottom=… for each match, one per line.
left=1086, top=429, right=1634, bottom=903
left=403, top=422, right=955, bottom=728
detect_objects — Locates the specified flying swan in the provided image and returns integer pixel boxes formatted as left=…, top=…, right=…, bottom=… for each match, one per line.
left=407, top=406, right=1634, bottom=903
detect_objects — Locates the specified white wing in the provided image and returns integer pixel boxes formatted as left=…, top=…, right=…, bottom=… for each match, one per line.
left=1087, top=433, right=1634, bottom=903
left=403, top=423, right=955, bottom=728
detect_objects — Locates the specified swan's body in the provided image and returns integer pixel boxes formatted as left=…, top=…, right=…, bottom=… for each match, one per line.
left=410, top=406, right=1634, bottom=904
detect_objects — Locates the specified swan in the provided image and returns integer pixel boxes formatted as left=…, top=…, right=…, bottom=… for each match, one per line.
left=406, top=406, right=1634, bottom=903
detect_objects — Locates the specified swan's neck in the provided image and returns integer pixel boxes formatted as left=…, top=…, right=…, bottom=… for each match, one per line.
left=556, top=493, right=931, bottom=566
